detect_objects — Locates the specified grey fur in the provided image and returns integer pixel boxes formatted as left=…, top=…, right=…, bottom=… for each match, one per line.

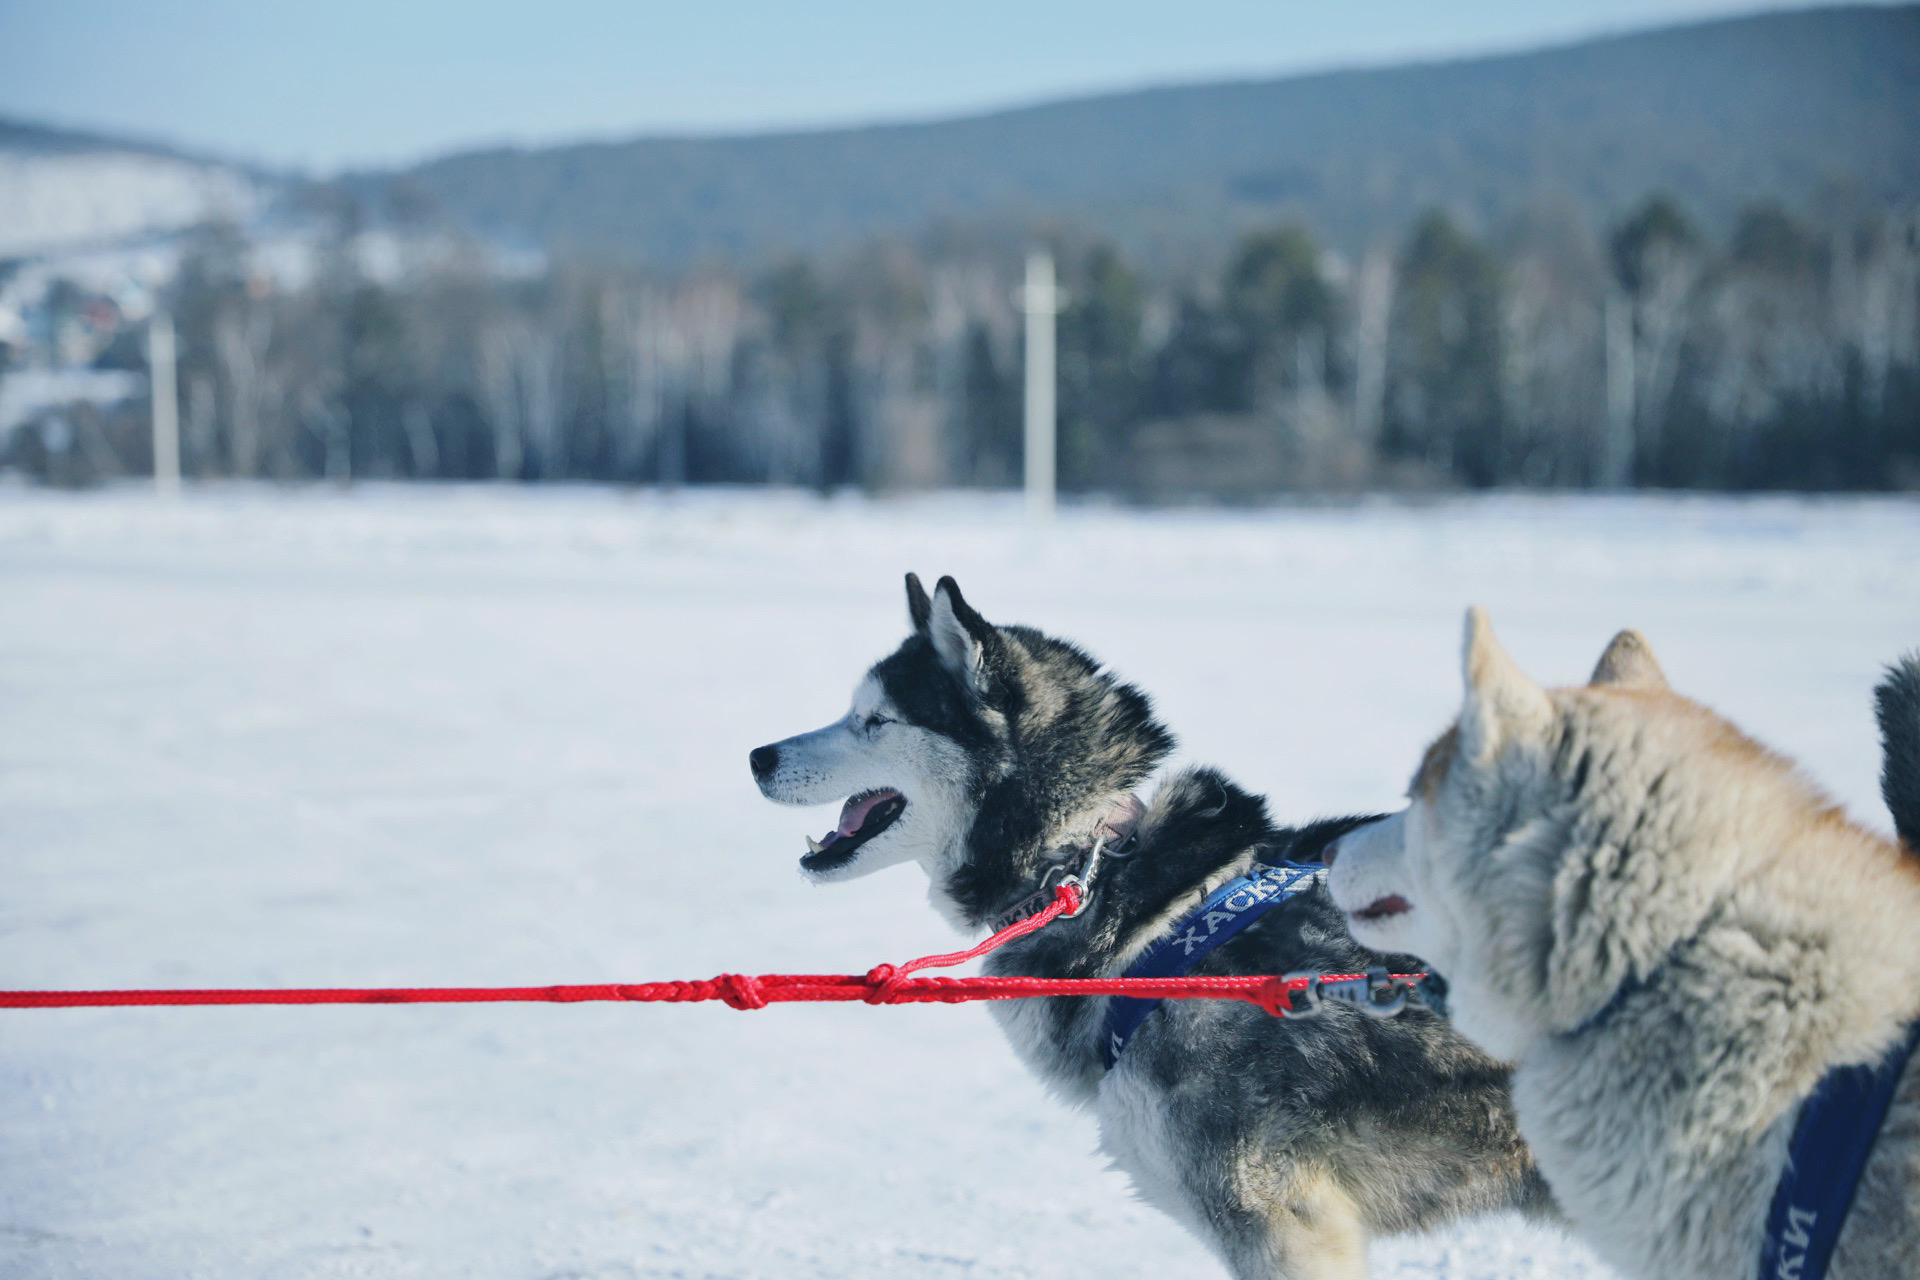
left=1328, top=610, right=1920, bottom=1279
left=754, top=577, right=1552, bottom=1279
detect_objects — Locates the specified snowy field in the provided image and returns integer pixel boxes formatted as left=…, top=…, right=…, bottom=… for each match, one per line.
left=6, top=484, right=1919, bottom=1280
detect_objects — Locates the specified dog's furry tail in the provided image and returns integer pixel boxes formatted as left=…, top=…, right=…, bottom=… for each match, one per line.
left=1875, top=651, right=1920, bottom=854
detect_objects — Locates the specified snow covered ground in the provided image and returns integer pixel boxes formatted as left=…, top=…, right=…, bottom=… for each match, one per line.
left=5, top=484, right=1918, bottom=1280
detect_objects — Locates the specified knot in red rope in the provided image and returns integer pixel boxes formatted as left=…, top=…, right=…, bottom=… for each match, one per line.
left=716, top=974, right=768, bottom=1010
left=863, top=963, right=902, bottom=1004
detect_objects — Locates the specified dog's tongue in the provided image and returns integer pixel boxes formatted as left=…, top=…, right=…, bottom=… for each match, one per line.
left=837, top=789, right=899, bottom=836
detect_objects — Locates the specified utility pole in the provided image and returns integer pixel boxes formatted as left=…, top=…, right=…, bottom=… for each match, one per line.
left=1017, top=249, right=1065, bottom=523
left=148, top=312, right=180, bottom=496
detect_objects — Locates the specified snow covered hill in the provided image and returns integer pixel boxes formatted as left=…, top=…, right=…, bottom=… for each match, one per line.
left=6, top=485, right=1918, bottom=1278
left=0, top=148, right=261, bottom=257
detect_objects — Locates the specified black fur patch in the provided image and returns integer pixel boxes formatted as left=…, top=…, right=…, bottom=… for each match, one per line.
left=1876, top=652, right=1920, bottom=853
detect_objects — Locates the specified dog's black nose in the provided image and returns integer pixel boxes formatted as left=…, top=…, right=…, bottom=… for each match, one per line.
left=749, top=745, right=780, bottom=779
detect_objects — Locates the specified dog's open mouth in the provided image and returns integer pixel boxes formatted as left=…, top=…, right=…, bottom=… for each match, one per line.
left=1352, top=894, right=1412, bottom=923
left=801, top=788, right=907, bottom=872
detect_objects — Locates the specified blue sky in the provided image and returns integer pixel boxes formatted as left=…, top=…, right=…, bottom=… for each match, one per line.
left=0, top=1, right=1828, bottom=172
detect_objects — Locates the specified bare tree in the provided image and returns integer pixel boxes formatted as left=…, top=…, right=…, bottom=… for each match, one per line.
left=1609, top=197, right=1704, bottom=481
left=1500, top=204, right=1606, bottom=485
left=1350, top=245, right=1394, bottom=448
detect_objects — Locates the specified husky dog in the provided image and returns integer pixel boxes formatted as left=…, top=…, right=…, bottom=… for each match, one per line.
left=751, top=576, right=1551, bottom=1280
left=1325, top=613, right=1920, bottom=1279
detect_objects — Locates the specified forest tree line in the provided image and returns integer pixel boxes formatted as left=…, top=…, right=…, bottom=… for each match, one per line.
left=46, top=193, right=1920, bottom=495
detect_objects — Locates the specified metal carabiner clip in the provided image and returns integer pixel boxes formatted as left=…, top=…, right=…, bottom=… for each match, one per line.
left=1279, top=971, right=1327, bottom=1017
left=1357, top=968, right=1410, bottom=1018
left=1057, top=836, right=1107, bottom=919
left=1287, top=968, right=1410, bottom=1019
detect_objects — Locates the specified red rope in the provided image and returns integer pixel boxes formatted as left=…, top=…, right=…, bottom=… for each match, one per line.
left=0, top=884, right=1418, bottom=1018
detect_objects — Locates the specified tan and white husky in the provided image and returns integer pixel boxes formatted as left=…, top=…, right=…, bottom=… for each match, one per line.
left=1324, top=613, right=1920, bottom=1279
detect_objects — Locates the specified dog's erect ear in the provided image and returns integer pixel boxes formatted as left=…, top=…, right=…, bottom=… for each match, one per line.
left=928, top=576, right=995, bottom=691
left=1460, top=606, right=1553, bottom=761
left=1588, top=628, right=1668, bottom=691
left=905, top=573, right=933, bottom=633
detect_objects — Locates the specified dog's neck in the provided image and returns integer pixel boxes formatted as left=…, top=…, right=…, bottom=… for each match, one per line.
left=1457, top=816, right=1920, bottom=1280
left=1450, top=778, right=1920, bottom=1066
left=930, top=789, right=1147, bottom=933
left=981, top=794, right=1147, bottom=931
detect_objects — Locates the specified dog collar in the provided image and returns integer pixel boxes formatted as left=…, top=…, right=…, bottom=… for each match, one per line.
left=988, top=828, right=1132, bottom=932
left=987, top=798, right=1144, bottom=932
left=1101, top=860, right=1326, bottom=1069
left=1568, top=964, right=1655, bottom=1040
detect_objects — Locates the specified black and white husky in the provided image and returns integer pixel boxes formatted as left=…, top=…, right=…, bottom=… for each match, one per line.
left=750, top=575, right=1552, bottom=1279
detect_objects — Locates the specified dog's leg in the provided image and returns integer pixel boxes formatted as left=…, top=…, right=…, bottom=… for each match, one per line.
left=1218, top=1159, right=1368, bottom=1280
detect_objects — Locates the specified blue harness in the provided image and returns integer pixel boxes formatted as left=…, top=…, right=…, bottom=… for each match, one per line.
left=1757, top=1017, right=1920, bottom=1280
left=1101, top=861, right=1326, bottom=1070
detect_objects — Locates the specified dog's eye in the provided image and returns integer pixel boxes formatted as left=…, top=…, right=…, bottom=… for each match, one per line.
left=863, top=713, right=891, bottom=732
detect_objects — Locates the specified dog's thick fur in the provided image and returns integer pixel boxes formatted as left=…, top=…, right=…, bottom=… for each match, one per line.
left=1326, top=616, right=1920, bottom=1279
left=1878, top=652, right=1920, bottom=850
left=752, top=577, right=1551, bottom=1279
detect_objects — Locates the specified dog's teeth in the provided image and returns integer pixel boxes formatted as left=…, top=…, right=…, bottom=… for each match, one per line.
left=806, top=836, right=825, bottom=854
